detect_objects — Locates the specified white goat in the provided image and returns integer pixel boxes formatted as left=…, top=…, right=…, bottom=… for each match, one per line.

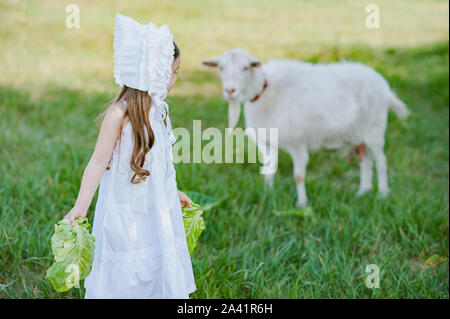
left=202, top=48, right=409, bottom=207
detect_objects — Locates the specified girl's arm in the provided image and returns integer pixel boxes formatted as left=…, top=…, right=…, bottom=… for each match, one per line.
left=65, top=103, right=125, bottom=226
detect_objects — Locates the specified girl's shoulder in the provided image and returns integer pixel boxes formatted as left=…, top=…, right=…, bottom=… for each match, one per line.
left=106, top=100, right=128, bottom=126
left=109, top=99, right=127, bottom=117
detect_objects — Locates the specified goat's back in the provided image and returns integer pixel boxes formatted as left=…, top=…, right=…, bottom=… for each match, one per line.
left=247, top=59, right=393, bottom=151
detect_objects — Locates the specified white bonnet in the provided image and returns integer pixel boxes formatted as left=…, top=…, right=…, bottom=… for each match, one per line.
left=113, top=14, right=175, bottom=99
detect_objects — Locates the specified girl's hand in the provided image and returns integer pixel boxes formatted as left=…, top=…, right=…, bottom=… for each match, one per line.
left=64, top=207, right=87, bottom=226
left=177, top=190, right=193, bottom=208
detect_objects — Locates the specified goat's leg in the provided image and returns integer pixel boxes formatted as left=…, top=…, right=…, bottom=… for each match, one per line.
left=260, top=144, right=278, bottom=187
left=357, top=147, right=374, bottom=195
left=369, top=145, right=389, bottom=197
left=292, top=145, right=309, bottom=207
left=247, top=127, right=278, bottom=187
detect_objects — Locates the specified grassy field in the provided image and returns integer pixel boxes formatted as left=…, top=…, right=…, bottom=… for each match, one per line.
left=0, top=0, right=449, bottom=298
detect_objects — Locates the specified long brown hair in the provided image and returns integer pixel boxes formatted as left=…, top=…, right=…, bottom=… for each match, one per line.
left=99, top=42, right=180, bottom=184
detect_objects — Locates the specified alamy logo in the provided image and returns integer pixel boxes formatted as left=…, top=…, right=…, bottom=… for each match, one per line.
left=65, top=264, right=80, bottom=288
left=365, top=4, right=380, bottom=29
left=65, top=4, right=80, bottom=29
left=172, top=121, right=279, bottom=175
left=365, top=264, right=380, bottom=288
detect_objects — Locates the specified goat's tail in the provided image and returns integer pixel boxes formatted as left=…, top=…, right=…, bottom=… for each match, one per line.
left=389, top=91, right=410, bottom=119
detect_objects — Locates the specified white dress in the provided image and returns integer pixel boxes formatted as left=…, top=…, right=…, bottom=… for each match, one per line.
left=84, top=100, right=196, bottom=298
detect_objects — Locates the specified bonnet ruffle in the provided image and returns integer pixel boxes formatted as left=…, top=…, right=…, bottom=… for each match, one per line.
left=113, top=14, right=174, bottom=118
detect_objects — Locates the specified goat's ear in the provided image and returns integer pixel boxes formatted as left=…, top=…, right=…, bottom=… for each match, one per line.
left=202, top=58, right=220, bottom=68
left=250, top=61, right=261, bottom=68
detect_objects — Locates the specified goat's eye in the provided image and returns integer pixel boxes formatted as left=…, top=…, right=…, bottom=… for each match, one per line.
left=243, top=66, right=249, bottom=71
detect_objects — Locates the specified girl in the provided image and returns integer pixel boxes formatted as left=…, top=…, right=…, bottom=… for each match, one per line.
left=64, top=14, right=196, bottom=298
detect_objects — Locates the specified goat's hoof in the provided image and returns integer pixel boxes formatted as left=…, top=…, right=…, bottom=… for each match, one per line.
left=296, top=200, right=308, bottom=208
left=357, top=188, right=371, bottom=196
left=378, top=189, right=389, bottom=198
left=263, top=181, right=274, bottom=189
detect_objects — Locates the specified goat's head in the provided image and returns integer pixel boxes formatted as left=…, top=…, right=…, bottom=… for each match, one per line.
left=202, top=48, right=262, bottom=129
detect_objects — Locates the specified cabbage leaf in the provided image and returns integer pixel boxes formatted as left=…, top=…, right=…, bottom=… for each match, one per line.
left=182, top=203, right=206, bottom=254
left=46, top=218, right=95, bottom=292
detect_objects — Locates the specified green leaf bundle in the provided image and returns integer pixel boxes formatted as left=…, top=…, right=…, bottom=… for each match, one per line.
left=182, top=203, right=206, bottom=254
left=46, top=218, right=95, bottom=292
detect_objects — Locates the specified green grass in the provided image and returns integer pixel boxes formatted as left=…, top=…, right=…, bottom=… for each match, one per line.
left=0, top=0, right=448, bottom=298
